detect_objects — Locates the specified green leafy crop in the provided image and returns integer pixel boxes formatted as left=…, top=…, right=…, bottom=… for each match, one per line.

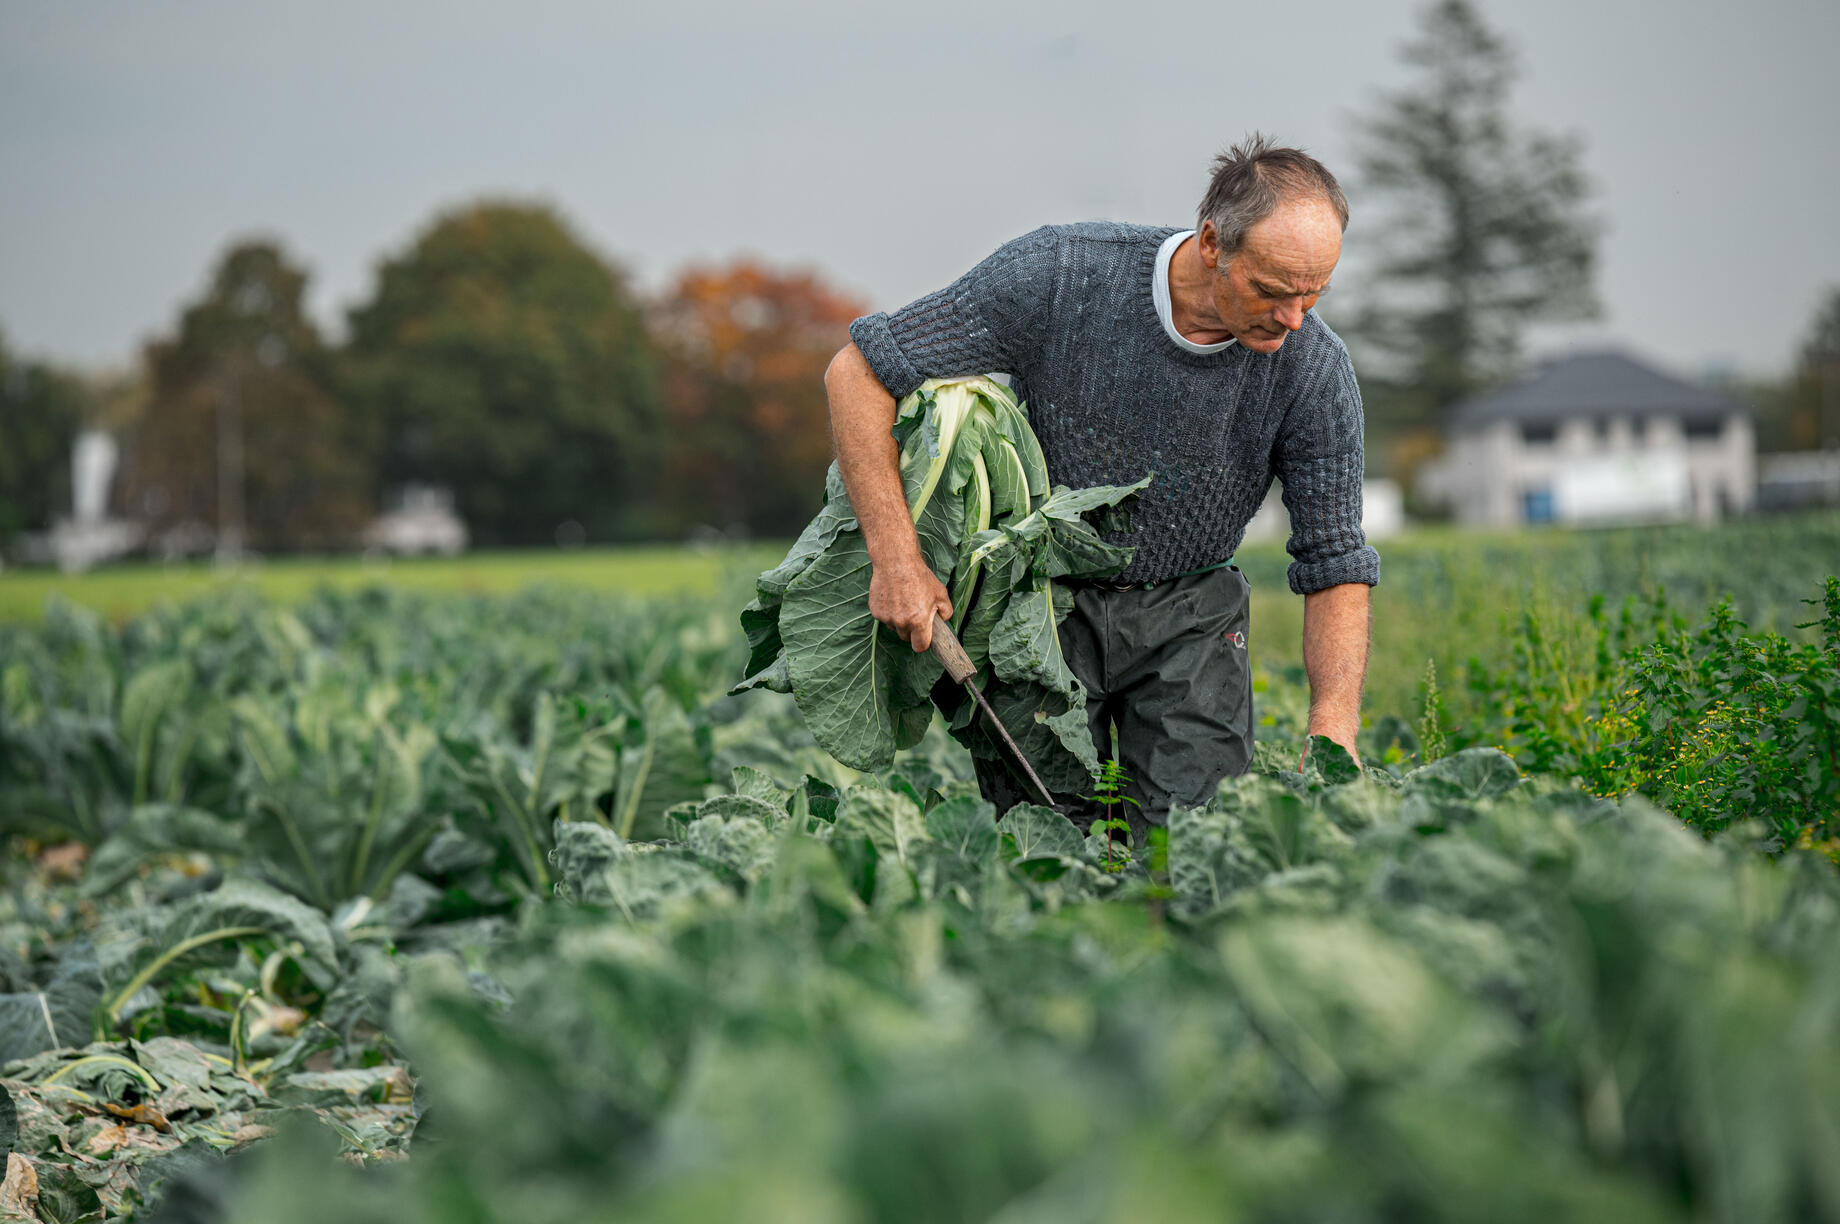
left=3, top=539, right=1839, bottom=1224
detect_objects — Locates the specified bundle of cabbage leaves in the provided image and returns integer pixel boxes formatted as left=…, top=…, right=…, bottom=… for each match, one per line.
left=735, top=377, right=1149, bottom=791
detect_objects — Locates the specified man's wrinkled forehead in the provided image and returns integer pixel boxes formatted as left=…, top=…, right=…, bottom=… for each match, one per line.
left=1234, top=200, right=1343, bottom=288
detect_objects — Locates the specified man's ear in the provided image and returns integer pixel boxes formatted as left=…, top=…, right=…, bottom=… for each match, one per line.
left=1196, top=220, right=1221, bottom=271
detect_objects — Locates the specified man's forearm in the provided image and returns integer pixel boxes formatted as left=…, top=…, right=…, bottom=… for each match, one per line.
left=824, top=342, right=921, bottom=568
left=1302, top=582, right=1371, bottom=756
left=824, top=343, right=952, bottom=649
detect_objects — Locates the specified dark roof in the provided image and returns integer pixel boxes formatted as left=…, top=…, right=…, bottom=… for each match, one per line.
left=1451, top=351, right=1747, bottom=429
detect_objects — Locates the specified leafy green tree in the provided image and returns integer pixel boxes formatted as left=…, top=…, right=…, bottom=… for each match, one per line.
left=345, top=202, right=658, bottom=545
left=1345, top=0, right=1600, bottom=432
left=120, top=242, right=375, bottom=553
left=0, top=330, right=90, bottom=544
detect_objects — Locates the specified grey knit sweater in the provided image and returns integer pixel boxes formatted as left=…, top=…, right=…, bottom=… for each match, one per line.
left=849, top=222, right=1380, bottom=594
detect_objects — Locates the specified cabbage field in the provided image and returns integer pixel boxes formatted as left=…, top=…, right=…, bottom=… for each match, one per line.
left=2, top=515, right=1838, bottom=1224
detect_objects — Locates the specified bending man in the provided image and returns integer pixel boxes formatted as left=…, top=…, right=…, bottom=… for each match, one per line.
left=825, top=134, right=1377, bottom=839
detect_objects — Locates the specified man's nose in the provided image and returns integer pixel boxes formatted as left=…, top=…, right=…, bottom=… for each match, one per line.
left=1274, top=298, right=1306, bottom=331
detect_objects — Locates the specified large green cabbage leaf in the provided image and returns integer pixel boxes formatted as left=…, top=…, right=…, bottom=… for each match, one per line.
left=733, top=376, right=1150, bottom=786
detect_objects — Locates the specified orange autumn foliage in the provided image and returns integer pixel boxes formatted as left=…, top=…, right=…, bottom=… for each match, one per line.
left=650, top=261, right=866, bottom=536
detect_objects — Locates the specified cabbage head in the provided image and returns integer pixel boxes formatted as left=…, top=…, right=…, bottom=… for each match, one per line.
left=732, top=376, right=1150, bottom=788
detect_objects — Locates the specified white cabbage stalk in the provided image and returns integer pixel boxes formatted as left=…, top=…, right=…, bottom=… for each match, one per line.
left=950, top=451, right=994, bottom=624
left=906, top=380, right=980, bottom=521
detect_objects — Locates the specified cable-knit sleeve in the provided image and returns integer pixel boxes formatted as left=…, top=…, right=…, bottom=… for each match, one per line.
left=1273, top=329, right=1381, bottom=594
left=848, top=227, right=1061, bottom=399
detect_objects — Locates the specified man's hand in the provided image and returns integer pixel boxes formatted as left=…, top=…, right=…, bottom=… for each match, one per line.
left=869, top=556, right=953, bottom=653
left=1300, top=582, right=1371, bottom=770
left=1298, top=738, right=1362, bottom=773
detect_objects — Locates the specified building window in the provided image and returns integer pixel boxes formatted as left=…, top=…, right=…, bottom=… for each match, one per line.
left=1520, top=422, right=1558, bottom=445
left=1683, top=417, right=1724, bottom=441
left=1522, top=487, right=1555, bottom=523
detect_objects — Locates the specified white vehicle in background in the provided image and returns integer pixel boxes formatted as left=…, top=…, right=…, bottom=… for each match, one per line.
left=363, top=484, right=468, bottom=556
left=1550, top=452, right=1692, bottom=525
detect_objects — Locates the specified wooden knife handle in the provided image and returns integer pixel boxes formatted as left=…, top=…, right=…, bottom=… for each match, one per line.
left=930, top=613, right=977, bottom=683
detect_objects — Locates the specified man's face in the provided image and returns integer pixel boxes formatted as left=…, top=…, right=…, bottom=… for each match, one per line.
left=1200, top=199, right=1343, bottom=354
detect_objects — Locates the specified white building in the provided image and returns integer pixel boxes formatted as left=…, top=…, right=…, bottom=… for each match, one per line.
left=1419, top=351, right=1754, bottom=528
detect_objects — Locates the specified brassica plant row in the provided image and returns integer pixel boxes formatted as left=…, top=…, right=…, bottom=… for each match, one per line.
left=1, top=568, right=1837, bottom=1223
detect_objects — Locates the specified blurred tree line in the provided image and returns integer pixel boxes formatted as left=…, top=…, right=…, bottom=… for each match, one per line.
left=1, top=202, right=862, bottom=555
left=3, top=0, right=1834, bottom=555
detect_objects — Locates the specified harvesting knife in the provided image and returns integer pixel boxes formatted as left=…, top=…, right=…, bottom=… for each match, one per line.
left=929, top=613, right=1060, bottom=816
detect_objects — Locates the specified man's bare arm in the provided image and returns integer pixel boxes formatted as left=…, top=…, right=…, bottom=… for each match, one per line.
left=823, top=342, right=951, bottom=652
left=1301, top=581, right=1370, bottom=763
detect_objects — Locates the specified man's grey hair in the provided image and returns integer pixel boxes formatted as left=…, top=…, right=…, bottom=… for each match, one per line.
left=1197, top=133, right=1349, bottom=258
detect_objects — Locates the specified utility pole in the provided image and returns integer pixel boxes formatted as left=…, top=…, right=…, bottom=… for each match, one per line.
left=1820, top=354, right=1838, bottom=452
left=216, top=361, right=245, bottom=565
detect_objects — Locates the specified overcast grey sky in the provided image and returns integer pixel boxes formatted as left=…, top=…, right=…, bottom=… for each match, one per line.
left=3, top=0, right=1836, bottom=382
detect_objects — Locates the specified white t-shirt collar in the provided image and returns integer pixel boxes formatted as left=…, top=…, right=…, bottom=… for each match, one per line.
left=1153, top=229, right=1237, bottom=355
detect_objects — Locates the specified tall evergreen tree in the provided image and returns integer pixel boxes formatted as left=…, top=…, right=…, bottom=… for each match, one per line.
left=1761, top=287, right=1840, bottom=452
left=345, top=202, right=657, bottom=546
left=1346, top=0, right=1600, bottom=430
left=1800, top=289, right=1840, bottom=369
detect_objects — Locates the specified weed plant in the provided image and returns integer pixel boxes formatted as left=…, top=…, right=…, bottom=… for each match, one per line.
left=1473, top=577, right=1840, bottom=852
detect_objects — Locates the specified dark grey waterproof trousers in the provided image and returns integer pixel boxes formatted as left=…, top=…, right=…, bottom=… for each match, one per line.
left=974, top=565, right=1253, bottom=840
